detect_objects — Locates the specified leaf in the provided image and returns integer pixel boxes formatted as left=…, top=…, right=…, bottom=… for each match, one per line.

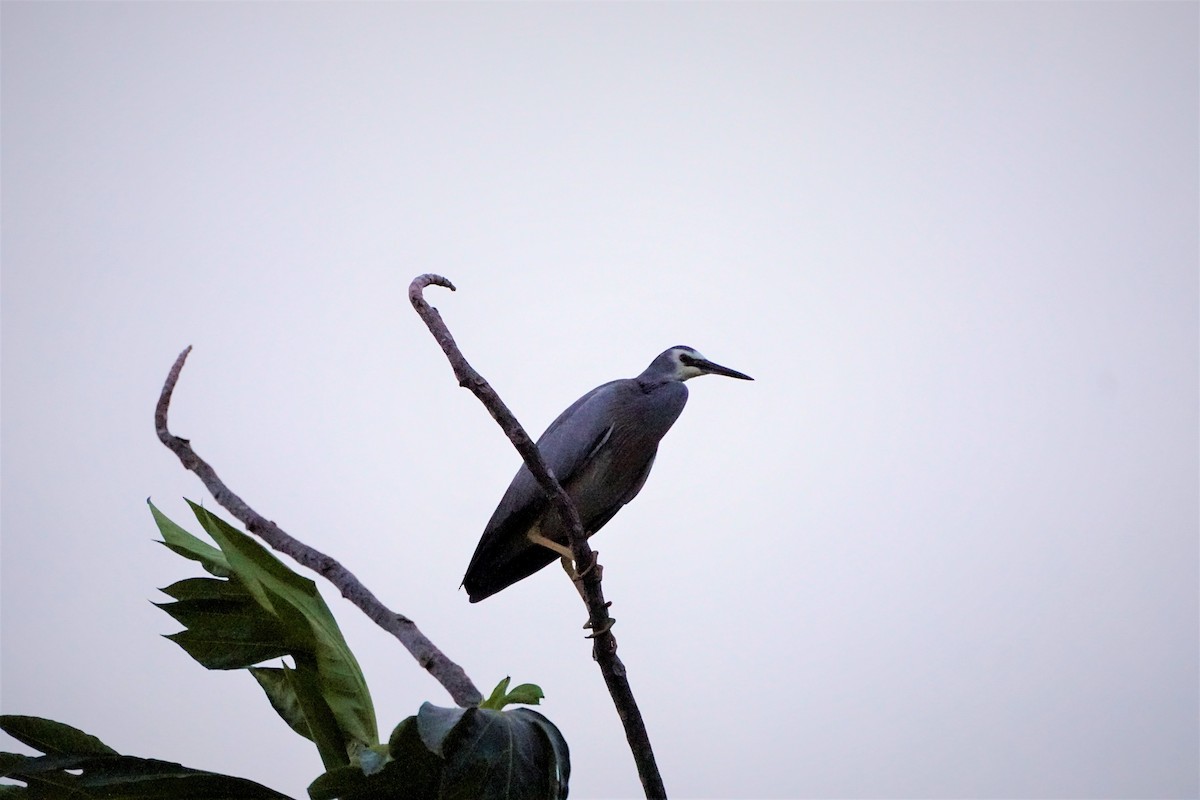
left=188, top=502, right=377, bottom=753
left=148, top=501, right=378, bottom=770
left=249, top=666, right=312, bottom=741
left=480, top=677, right=511, bottom=710
left=149, top=500, right=229, bottom=578
left=503, top=684, right=544, bottom=706
left=354, top=745, right=389, bottom=777
left=0, top=716, right=291, bottom=799
left=479, top=677, right=544, bottom=711
left=0, top=717, right=117, bottom=757
left=280, top=654, right=348, bottom=771
left=0, top=751, right=28, bottom=776
left=414, top=703, right=466, bottom=758
left=437, top=707, right=568, bottom=800
left=414, top=703, right=569, bottom=800
left=306, top=717, right=440, bottom=800
left=158, top=576, right=240, bottom=602
left=509, top=708, right=570, bottom=798
left=154, top=575, right=294, bottom=669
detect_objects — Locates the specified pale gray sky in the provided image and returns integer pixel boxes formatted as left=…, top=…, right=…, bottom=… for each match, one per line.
left=2, top=3, right=1197, bottom=799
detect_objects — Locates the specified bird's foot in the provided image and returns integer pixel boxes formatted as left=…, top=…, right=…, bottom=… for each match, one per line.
left=558, top=550, right=601, bottom=582
left=575, top=549, right=600, bottom=578
left=584, top=606, right=615, bottom=638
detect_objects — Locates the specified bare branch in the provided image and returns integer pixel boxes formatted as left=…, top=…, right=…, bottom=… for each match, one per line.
left=155, top=345, right=483, bottom=708
left=408, top=274, right=667, bottom=799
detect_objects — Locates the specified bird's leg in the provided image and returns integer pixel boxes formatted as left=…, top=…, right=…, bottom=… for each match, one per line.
left=527, top=529, right=574, bottom=561
left=528, top=529, right=598, bottom=577
left=529, top=529, right=612, bottom=633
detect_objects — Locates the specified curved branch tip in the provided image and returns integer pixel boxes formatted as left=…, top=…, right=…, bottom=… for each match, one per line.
left=409, top=273, right=457, bottom=301
left=156, top=345, right=195, bottom=442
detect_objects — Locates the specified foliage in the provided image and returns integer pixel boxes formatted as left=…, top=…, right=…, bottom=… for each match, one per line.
left=479, top=676, right=546, bottom=710
left=0, top=715, right=290, bottom=799
left=307, top=697, right=568, bottom=800
left=150, top=500, right=377, bottom=770
left=0, top=503, right=571, bottom=799
left=151, top=502, right=571, bottom=798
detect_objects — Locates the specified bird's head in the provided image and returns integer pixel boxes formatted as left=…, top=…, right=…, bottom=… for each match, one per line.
left=644, top=346, right=754, bottom=383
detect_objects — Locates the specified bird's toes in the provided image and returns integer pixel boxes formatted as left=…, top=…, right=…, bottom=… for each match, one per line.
left=574, top=550, right=601, bottom=579
left=584, top=615, right=616, bottom=638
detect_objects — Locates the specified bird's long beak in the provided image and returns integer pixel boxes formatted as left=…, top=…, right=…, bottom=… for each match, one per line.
left=695, top=357, right=753, bottom=381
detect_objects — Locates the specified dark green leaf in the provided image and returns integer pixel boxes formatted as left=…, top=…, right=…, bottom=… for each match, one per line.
left=281, top=655, right=349, bottom=771
left=158, top=576, right=243, bottom=602
left=306, top=718, right=440, bottom=800
left=150, top=502, right=378, bottom=769
left=353, top=745, right=388, bottom=777
left=162, top=629, right=292, bottom=671
left=188, top=502, right=377, bottom=752
left=0, top=717, right=117, bottom=757
left=438, top=707, right=561, bottom=800
left=385, top=716, right=440, bottom=794
left=0, top=717, right=292, bottom=799
left=0, top=751, right=27, bottom=776
left=412, top=704, right=570, bottom=800
left=510, top=708, right=570, bottom=799
left=415, top=703, right=466, bottom=758
left=155, top=574, right=295, bottom=670
left=249, top=666, right=312, bottom=741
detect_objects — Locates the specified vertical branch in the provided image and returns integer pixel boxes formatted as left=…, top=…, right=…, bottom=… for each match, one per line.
left=409, top=274, right=667, bottom=799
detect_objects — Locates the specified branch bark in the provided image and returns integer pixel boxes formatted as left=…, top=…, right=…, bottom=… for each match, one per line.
left=408, top=273, right=667, bottom=800
left=155, top=345, right=483, bottom=708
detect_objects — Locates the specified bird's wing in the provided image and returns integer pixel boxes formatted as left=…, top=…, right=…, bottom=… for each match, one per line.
left=462, top=381, right=626, bottom=582
left=481, top=380, right=624, bottom=531
left=463, top=379, right=690, bottom=601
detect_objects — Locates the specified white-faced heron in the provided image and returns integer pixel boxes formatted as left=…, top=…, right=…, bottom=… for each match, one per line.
left=463, top=345, right=753, bottom=602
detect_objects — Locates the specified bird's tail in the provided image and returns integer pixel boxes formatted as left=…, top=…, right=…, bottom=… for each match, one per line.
left=461, top=528, right=562, bottom=602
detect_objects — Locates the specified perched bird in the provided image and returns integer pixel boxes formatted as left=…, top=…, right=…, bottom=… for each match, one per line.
left=463, top=345, right=752, bottom=602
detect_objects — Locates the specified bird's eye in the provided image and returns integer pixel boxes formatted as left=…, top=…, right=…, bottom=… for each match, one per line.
left=679, top=354, right=697, bottom=366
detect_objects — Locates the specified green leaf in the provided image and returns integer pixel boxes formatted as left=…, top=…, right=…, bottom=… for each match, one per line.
left=158, top=576, right=240, bottom=602
left=384, top=716, right=439, bottom=795
left=0, top=716, right=291, bottom=799
left=149, top=501, right=378, bottom=770
left=149, top=499, right=230, bottom=578
left=249, top=666, right=312, bottom=741
left=353, top=744, right=389, bottom=777
left=0, top=751, right=28, bottom=776
left=509, top=708, right=570, bottom=798
left=307, top=716, right=443, bottom=800
left=414, top=703, right=465, bottom=758
left=479, top=677, right=544, bottom=710
left=188, top=502, right=377, bottom=753
left=308, top=706, right=570, bottom=800
left=412, top=703, right=569, bottom=800
left=281, top=654, right=348, bottom=771
left=480, top=677, right=511, bottom=710
left=0, top=717, right=117, bottom=757
left=438, top=707, right=569, bottom=800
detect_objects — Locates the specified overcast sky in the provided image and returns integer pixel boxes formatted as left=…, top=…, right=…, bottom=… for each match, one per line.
left=2, top=3, right=1197, bottom=799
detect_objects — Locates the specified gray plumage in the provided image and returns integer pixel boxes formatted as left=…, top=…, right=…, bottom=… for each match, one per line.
left=463, top=345, right=752, bottom=602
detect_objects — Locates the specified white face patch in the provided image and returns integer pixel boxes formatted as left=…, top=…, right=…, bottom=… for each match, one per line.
left=673, top=348, right=708, bottom=380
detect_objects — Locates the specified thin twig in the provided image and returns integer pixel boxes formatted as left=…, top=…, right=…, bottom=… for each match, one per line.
left=155, top=345, right=483, bottom=708
left=408, top=274, right=667, bottom=799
